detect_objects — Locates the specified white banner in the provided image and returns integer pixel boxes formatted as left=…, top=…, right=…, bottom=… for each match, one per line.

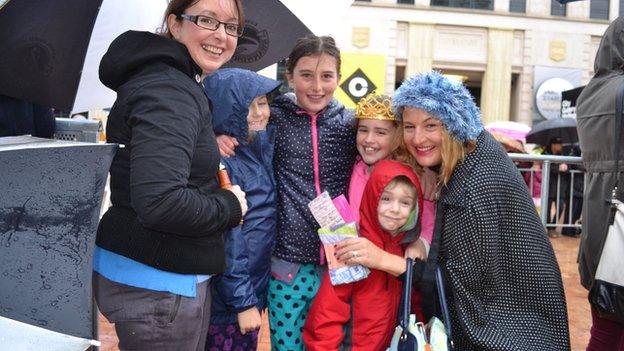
left=72, top=0, right=168, bottom=113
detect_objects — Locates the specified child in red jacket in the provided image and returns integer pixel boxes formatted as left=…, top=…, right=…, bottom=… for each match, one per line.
left=303, top=159, right=428, bottom=350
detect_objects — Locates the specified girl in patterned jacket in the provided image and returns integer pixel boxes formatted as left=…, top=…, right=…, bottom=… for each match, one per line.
left=218, top=35, right=357, bottom=350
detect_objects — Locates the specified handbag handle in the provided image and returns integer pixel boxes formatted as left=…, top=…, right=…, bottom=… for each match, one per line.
left=435, top=265, right=454, bottom=350
left=399, top=258, right=415, bottom=330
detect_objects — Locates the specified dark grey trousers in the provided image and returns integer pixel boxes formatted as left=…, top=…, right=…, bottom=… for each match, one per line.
left=93, top=272, right=211, bottom=351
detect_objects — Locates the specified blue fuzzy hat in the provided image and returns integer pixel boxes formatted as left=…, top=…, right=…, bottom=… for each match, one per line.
left=393, top=71, right=483, bottom=142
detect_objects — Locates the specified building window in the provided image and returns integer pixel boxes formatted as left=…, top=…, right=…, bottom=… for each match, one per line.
left=590, top=0, right=609, bottom=19
left=620, top=0, right=624, bottom=16
left=509, top=0, right=526, bottom=13
left=551, top=0, right=566, bottom=16
left=431, top=0, right=493, bottom=10
left=398, top=0, right=415, bottom=4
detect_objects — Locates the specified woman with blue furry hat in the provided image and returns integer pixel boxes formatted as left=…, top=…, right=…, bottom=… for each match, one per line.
left=392, top=71, right=570, bottom=350
left=203, top=68, right=280, bottom=351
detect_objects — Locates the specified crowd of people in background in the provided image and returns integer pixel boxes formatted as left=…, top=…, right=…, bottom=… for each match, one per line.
left=4, top=0, right=624, bottom=349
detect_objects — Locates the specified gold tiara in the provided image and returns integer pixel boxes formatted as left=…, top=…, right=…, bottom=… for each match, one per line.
left=355, top=93, right=397, bottom=121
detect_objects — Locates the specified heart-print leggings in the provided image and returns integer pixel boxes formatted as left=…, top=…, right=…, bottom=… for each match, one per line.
left=267, top=263, right=320, bottom=351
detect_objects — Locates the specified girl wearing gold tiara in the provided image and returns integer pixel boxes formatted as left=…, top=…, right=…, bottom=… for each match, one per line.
left=303, top=94, right=436, bottom=349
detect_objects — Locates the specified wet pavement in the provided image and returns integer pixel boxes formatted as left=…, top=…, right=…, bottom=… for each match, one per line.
left=98, top=235, right=590, bottom=351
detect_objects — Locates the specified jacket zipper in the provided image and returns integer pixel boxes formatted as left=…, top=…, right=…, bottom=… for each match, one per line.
left=309, top=112, right=326, bottom=264
left=296, top=109, right=326, bottom=264
left=310, top=113, right=321, bottom=196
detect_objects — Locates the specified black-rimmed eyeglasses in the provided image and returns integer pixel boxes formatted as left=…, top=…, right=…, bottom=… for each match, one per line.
left=177, top=14, right=242, bottom=37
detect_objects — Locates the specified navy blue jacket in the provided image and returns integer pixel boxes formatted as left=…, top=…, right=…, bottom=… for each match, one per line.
left=271, top=94, right=357, bottom=264
left=0, top=95, right=55, bottom=137
left=204, top=69, right=280, bottom=324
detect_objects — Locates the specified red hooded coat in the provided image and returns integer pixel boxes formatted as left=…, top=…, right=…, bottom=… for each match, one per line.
left=303, top=160, right=423, bottom=351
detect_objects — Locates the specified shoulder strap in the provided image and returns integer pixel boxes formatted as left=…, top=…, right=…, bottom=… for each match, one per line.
left=435, top=266, right=455, bottom=351
left=399, top=258, right=415, bottom=328
left=613, top=84, right=624, bottom=194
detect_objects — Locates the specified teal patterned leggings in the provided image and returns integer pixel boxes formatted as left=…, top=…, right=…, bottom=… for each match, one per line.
left=267, top=263, right=320, bottom=351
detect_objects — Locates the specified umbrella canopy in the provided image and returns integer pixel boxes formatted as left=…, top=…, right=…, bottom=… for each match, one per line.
left=489, top=131, right=526, bottom=153
left=224, top=0, right=312, bottom=71
left=484, top=121, right=531, bottom=143
left=526, top=117, right=578, bottom=146
left=0, top=0, right=318, bottom=113
left=0, top=0, right=103, bottom=111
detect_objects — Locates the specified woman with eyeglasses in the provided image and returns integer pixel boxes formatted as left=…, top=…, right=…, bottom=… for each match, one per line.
left=92, top=1, right=247, bottom=349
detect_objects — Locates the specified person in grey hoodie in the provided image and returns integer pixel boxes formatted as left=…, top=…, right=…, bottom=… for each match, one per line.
left=576, top=17, right=624, bottom=350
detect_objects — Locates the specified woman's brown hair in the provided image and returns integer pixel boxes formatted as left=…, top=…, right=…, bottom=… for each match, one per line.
left=159, top=0, right=244, bottom=38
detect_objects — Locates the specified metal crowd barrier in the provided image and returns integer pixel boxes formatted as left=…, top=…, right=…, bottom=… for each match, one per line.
left=508, top=153, right=584, bottom=233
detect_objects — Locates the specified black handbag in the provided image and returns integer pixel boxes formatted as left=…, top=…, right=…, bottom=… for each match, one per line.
left=587, top=83, right=624, bottom=322
left=387, top=258, right=454, bottom=351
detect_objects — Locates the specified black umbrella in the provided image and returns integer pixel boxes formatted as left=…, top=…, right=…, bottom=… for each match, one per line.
left=0, top=0, right=311, bottom=112
left=526, top=117, right=578, bottom=145
left=225, top=0, right=312, bottom=71
left=0, top=0, right=103, bottom=111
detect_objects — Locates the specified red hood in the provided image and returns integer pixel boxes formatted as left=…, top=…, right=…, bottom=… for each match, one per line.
left=359, top=159, right=423, bottom=248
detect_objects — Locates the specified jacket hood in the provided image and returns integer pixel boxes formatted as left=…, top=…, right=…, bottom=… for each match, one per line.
left=593, top=17, right=624, bottom=77
left=272, top=93, right=347, bottom=118
left=99, top=30, right=202, bottom=91
left=204, top=68, right=280, bottom=139
left=360, top=160, right=423, bottom=246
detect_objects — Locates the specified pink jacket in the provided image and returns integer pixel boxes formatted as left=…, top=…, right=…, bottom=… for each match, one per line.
left=347, top=158, right=369, bottom=223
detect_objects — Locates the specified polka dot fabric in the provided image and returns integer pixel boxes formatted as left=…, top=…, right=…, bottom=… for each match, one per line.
left=270, top=94, right=357, bottom=264
left=433, top=131, right=571, bottom=350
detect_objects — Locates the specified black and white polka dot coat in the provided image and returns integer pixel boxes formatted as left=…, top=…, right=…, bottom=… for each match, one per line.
left=428, top=131, right=570, bottom=350
left=270, top=94, right=357, bottom=264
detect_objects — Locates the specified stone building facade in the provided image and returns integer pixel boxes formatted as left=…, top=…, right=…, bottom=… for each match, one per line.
left=331, top=0, right=613, bottom=125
